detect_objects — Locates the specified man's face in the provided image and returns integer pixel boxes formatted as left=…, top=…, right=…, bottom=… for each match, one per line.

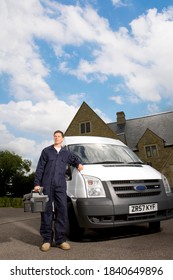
left=54, top=132, right=64, bottom=145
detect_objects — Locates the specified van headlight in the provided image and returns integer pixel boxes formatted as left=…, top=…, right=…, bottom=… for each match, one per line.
left=162, top=174, right=171, bottom=193
left=83, top=175, right=106, bottom=198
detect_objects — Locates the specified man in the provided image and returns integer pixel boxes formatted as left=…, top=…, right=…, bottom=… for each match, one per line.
left=34, top=130, right=83, bottom=251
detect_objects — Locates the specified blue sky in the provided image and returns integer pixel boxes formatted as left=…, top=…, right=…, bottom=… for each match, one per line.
left=1, top=0, right=173, bottom=168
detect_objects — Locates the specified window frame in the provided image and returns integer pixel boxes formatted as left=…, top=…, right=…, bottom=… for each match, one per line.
left=145, top=144, right=158, bottom=158
left=79, top=121, right=91, bottom=134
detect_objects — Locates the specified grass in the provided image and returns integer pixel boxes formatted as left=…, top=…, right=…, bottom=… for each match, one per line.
left=0, top=197, right=23, bottom=208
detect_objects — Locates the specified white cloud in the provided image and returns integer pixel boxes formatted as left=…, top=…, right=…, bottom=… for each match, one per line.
left=0, top=0, right=56, bottom=101
left=68, top=93, right=86, bottom=107
left=0, top=120, right=62, bottom=169
left=1, top=1, right=173, bottom=105
left=66, top=7, right=173, bottom=103
left=0, top=97, right=78, bottom=168
left=0, top=122, right=38, bottom=166
left=110, top=95, right=123, bottom=105
left=112, top=0, right=121, bottom=4
left=111, top=0, right=129, bottom=8
left=0, top=99, right=77, bottom=136
left=147, top=103, right=160, bottom=115
left=1, top=1, right=173, bottom=167
left=94, top=108, right=112, bottom=123
left=0, top=0, right=89, bottom=167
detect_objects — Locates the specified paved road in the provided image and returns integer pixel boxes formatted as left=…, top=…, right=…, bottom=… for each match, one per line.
left=0, top=207, right=173, bottom=260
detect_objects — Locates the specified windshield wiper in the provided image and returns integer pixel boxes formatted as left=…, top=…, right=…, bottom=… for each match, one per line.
left=127, top=161, right=143, bottom=164
left=90, top=161, right=125, bottom=164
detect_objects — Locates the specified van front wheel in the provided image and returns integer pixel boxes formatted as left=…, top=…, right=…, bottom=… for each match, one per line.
left=67, top=201, right=85, bottom=241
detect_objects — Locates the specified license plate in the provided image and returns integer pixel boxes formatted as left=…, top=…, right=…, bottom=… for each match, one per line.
left=129, top=203, right=158, bottom=214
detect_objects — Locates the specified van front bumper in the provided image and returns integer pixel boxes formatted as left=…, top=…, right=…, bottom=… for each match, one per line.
left=75, top=196, right=173, bottom=229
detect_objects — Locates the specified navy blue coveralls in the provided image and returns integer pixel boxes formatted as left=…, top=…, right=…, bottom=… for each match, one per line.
left=34, top=145, right=81, bottom=245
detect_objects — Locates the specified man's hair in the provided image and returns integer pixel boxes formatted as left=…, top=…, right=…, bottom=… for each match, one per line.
left=53, top=130, right=64, bottom=137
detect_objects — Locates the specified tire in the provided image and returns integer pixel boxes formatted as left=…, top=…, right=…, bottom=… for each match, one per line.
left=149, top=221, right=161, bottom=232
left=67, top=201, right=85, bottom=241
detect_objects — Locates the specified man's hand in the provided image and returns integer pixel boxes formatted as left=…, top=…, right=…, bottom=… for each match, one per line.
left=34, top=186, right=40, bottom=192
left=78, top=164, right=84, bottom=171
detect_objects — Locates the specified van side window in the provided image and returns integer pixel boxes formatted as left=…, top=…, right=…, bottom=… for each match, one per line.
left=80, top=122, right=91, bottom=134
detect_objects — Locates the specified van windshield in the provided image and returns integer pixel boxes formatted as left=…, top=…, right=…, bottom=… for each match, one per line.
left=68, top=143, right=143, bottom=165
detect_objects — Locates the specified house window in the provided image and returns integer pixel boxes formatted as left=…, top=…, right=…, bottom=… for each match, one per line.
left=80, top=122, right=91, bottom=134
left=145, top=145, right=158, bottom=158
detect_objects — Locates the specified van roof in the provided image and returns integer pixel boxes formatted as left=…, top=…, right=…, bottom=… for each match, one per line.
left=63, top=136, right=126, bottom=146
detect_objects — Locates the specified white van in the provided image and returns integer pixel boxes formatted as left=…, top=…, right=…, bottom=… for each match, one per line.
left=64, top=136, right=173, bottom=239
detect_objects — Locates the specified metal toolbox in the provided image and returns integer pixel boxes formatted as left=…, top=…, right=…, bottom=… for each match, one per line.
left=23, top=190, right=49, bottom=213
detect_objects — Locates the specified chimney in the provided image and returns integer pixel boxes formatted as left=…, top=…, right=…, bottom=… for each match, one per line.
left=116, top=111, right=126, bottom=125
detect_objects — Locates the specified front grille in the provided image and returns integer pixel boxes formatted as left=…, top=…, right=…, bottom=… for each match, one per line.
left=116, top=191, right=161, bottom=198
left=111, top=179, right=161, bottom=198
left=111, top=179, right=160, bottom=185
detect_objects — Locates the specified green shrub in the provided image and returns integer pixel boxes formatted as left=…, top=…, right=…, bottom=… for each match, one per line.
left=0, top=197, right=23, bottom=208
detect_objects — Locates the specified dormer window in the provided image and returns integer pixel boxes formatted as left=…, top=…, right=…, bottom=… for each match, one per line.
left=80, top=122, right=91, bottom=134
left=145, top=145, right=158, bottom=158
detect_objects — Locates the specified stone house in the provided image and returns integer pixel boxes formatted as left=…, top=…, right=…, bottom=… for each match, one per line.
left=65, top=101, right=118, bottom=140
left=65, top=102, right=173, bottom=186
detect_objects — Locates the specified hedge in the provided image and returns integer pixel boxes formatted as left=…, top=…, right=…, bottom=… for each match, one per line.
left=0, top=197, right=23, bottom=208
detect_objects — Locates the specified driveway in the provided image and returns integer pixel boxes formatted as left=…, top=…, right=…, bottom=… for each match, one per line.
left=1, top=207, right=173, bottom=260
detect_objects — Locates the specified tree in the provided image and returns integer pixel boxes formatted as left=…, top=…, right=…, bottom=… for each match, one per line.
left=13, top=172, right=35, bottom=197
left=0, top=150, right=32, bottom=196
